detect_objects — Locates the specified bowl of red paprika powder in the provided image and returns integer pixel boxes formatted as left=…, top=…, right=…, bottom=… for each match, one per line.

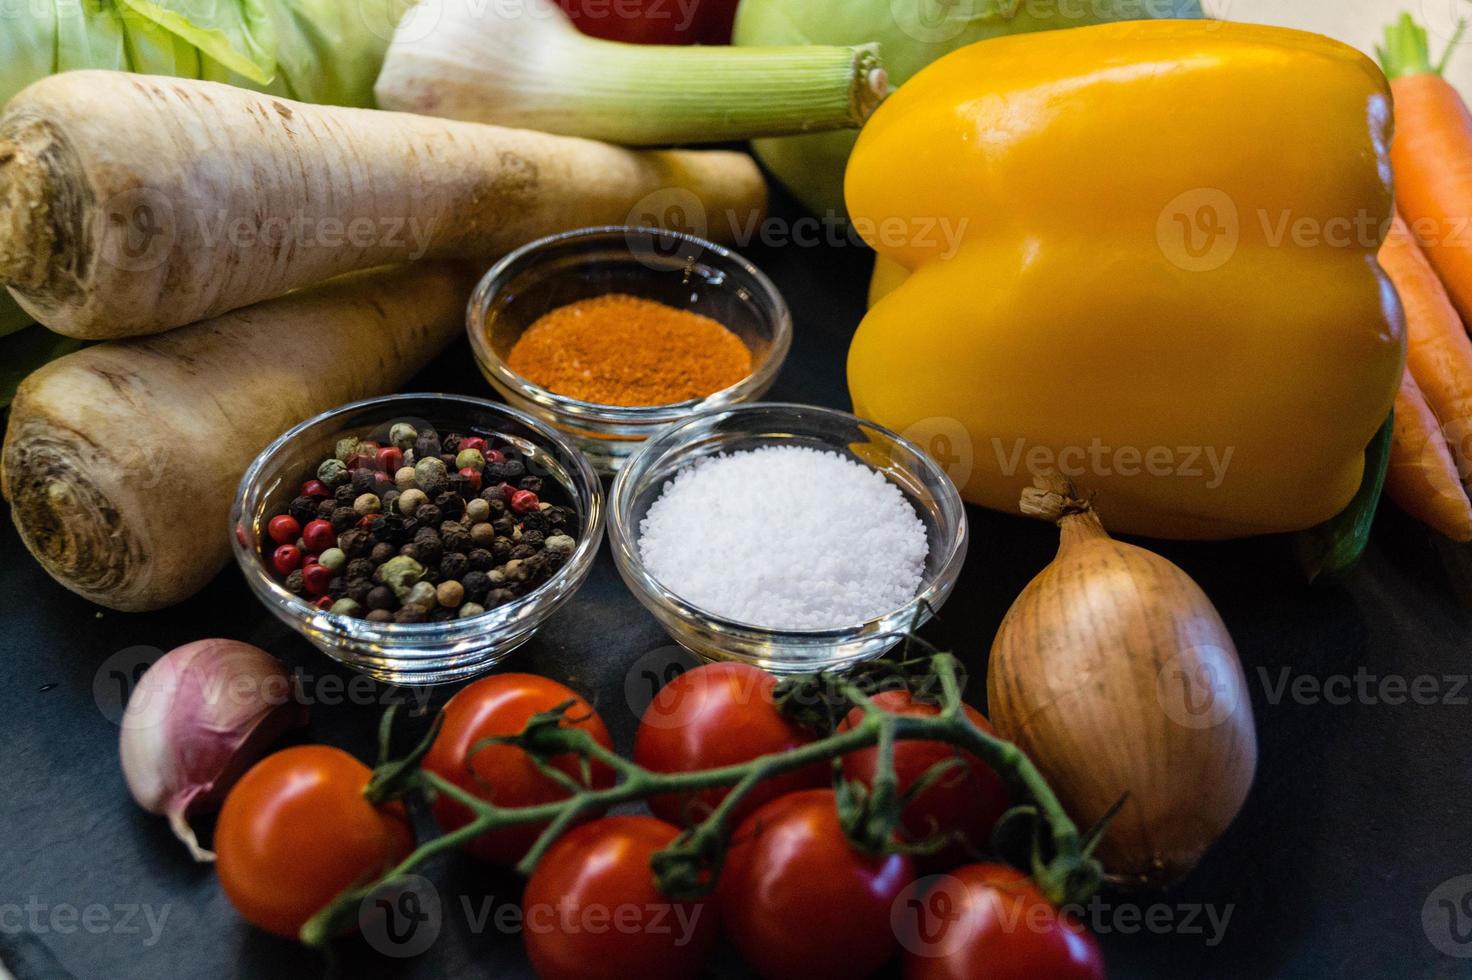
left=467, top=226, right=792, bottom=474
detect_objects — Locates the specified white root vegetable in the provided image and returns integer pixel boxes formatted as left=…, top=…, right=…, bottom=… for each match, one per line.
left=375, top=0, right=886, bottom=144
left=987, top=480, right=1257, bottom=887
left=1, top=263, right=475, bottom=612
left=0, top=71, right=767, bottom=339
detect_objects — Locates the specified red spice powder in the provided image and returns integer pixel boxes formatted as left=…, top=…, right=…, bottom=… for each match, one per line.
left=506, top=294, right=753, bottom=407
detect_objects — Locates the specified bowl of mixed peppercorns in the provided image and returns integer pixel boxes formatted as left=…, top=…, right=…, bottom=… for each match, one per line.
left=231, top=394, right=603, bottom=684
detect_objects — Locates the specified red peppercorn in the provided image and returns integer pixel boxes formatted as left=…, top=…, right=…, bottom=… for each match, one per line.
left=358, top=513, right=383, bottom=529
left=272, top=544, right=303, bottom=575
left=461, top=436, right=487, bottom=452
left=303, top=563, right=333, bottom=596
left=267, top=514, right=301, bottom=545
left=510, top=489, right=540, bottom=514
left=314, top=595, right=335, bottom=610
left=484, top=449, right=505, bottom=464
left=377, top=446, right=404, bottom=473
left=301, top=479, right=331, bottom=500
left=458, top=467, right=483, bottom=494
left=302, top=519, right=337, bottom=553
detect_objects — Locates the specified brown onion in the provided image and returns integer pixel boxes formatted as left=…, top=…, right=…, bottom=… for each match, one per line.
left=987, top=481, right=1257, bottom=887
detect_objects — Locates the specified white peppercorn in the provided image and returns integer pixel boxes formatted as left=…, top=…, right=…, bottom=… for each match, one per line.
left=407, top=580, right=439, bottom=610
left=544, top=534, right=576, bottom=557
left=414, top=456, right=447, bottom=488
left=458, top=602, right=486, bottom=619
left=395, top=466, right=418, bottom=490
left=470, top=522, right=495, bottom=548
left=330, top=598, right=362, bottom=617
left=465, top=498, right=491, bottom=523
left=354, top=493, right=382, bottom=516
left=389, top=423, right=418, bottom=451
left=436, top=580, right=465, bottom=608
left=334, top=436, right=361, bottom=462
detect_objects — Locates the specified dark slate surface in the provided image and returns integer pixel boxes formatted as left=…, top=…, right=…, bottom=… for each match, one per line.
left=3, top=189, right=1470, bottom=979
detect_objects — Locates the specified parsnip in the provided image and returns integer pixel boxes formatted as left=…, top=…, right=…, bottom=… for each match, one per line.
left=0, top=71, right=767, bottom=339
left=1, top=263, right=475, bottom=612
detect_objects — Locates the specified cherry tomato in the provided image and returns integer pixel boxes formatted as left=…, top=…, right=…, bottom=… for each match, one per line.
left=718, top=788, right=914, bottom=980
left=215, top=746, right=412, bottom=939
left=522, top=816, right=719, bottom=980
left=634, top=662, right=824, bottom=827
left=423, top=674, right=615, bottom=865
left=900, top=864, right=1104, bottom=980
left=841, top=691, right=1010, bottom=869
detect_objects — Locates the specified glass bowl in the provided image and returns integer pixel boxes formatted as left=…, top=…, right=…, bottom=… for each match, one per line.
left=467, top=226, right=792, bottom=475
left=231, top=394, right=604, bottom=686
left=608, top=404, right=969, bottom=674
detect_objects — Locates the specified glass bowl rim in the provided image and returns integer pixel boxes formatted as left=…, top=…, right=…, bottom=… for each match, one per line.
left=608, top=401, right=970, bottom=639
left=230, top=391, right=606, bottom=640
left=466, top=225, right=794, bottom=426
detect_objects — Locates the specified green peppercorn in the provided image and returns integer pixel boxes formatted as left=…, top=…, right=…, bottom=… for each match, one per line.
left=458, top=602, right=486, bottom=619
left=455, top=448, right=486, bottom=471
left=389, top=423, right=419, bottom=451
left=544, top=534, right=576, bottom=557
left=317, top=458, right=349, bottom=488
left=354, top=493, right=382, bottom=516
left=398, top=488, right=428, bottom=516
left=335, top=436, right=361, bottom=462
left=414, top=456, right=447, bottom=488
left=329, top=598, right=362, bottom=617
left=407, top=580, right=439, bottom=610
left=382, top=555, right=425, bottom=603
left=318, top=548, right=347, bottom=573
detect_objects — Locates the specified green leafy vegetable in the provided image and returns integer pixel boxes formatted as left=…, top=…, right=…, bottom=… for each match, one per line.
left=732, top=0, right=1204, bottom=215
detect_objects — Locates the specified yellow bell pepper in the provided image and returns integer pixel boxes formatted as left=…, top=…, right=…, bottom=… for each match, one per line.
left=846, top=21, right=1404, bottom=539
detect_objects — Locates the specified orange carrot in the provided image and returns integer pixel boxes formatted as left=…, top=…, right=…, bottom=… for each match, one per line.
left=1386, top=367, right=1472, bottom=541
left=1381, top=215, right=1472, bottom=489
left=1380, top=14, right=1472, bottom=323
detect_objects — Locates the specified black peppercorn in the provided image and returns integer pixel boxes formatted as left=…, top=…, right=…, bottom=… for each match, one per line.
left=328, top=576, right=349, bottom=600
left=429, top=606, right=456, bottom=623
left=486, top=588, right=516, bottom=607
left=370, top=514, right=409, bottom=545
left=520, top=530, right=545, bottom=550
left=435, top=491, right=465, bottom=521
left=399, top=543, right=419, bottom=560
left=316, top=498, right=338, bottom=518
left=335, top=484, right=357, bottom=506
left=423, top=566, right=443, bottom=585
left=441, top=552, right=470, bottom=580
left=371, top=542, right=396, bottom=564
left=338, top=529, right=370, bottom=559
left=394, top=604, right=430, bottom=624
left=467, top=548, right=495, bottom=572
left=367, top=585, right=396, bottom=611
left=416, top=504, right=442, bottom=528
left=441, top=433, right=462, bottom=456
left=414, top=537, right=443, bottom=568
left=481, top=484, right=509, bottom=505
left=382, top=490, right=401, bottom=514
left=511, top=543, right=537, bottom=561
left=284, top=569, right=306, bottom=594
left=492, top=516, right=515, bottom=537
left=447, top=473, right=471, bottom=498
left=520, top=511, right=548, bottom=533
left=330, top=506, right=358, bottom=533
left=414, top=431, right=442, bottom=460
left=491, top=538, right=514, bottom=561
left=518, top=476, right=544, bottom=495
left=462, top=570, right=491, bottom=603
left=351, top=469, right=377, bottom=495
left=366, top=609, right=394, bottom=624
left=348, top=582, right=373, bottom=606
left=347, top=558, right=374, bottom=581
left=502, top=459, right=526, bottom=480
left=288, top=495, right=319, bottom=525
left=441, top=522, right=472, bottom=554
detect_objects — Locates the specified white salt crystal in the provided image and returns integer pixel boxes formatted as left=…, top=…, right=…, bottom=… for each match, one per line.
left=637, top=445, right=930, bottom=630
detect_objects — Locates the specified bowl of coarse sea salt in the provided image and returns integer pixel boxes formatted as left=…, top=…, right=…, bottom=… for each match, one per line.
left=609, top=403, right=968, bottom=672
